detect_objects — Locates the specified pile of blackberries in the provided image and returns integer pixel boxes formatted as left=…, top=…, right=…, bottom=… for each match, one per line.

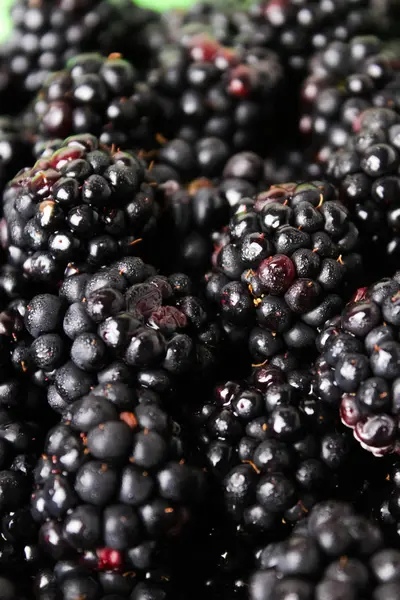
left=0, top=0, right=400, bottom=598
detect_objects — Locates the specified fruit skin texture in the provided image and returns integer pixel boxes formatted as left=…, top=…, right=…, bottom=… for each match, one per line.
left=249, top=500, right=400, bottom=600
left=301, top=35, right=400, bottom=162
left=192, top=361, right=372, bottom=536
left=315, top=272, right=400, bottom=456
left=162, top=0, right=377, bottom=77
left=149, top=34, right=284, bottom=157
left=2, top=0, right=159, bottom=110
left=206, top=180, right=361, bottom=362
left=28, top=51, right=162, bottom=150
left=7, top=256, right=222, bottom=412
left=327, top=106, right=400, bottom=277
left=2, top=133, right=160, bottom=288
left=153, top=151, right=314, bottom=276
left=31, top=380, right=206, bottom=573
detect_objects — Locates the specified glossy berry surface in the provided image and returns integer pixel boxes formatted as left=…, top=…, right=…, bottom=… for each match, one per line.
left=0, top=303, right=56, bottom=579
left=315, top=272, right=400, bottom=456
left=327, top=106, right=400, bottom=276
left=148, top=34, right=284, bottom=159
left=301, top=35, right=400, bottom=162
left=191, top=361, right=372, bottom=536
left=2, top=0, right=159, bottom=109
left=250, top=500, right=399, bottom=600
left=31, top=381, right=206, bottom=573
left=3, top=256, right=222, bottom=411
left=2, top=134, right=160, bottom=287
left=0, top=1, right=398, bottom=597
left=28, top=51, right=162, bottom=149
left=206, top=180, right=361, bottom=362
left=163, top=0, right=377, bottom=77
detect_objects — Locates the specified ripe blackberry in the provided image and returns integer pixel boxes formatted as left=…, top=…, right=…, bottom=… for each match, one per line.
left=155, top=150, right=316, bottom=277
left=27, top=52, right=162, bottom=149
left=250, top=0, right=379, bottom=75
left=206, top=180, right=362, bottom=363
left=326, top=106, right=400, bottom=275
left=5, top=256, right=222, bottom=412
left=192, top=361, right=371, bottom=537
left=2, top=0, right=159, bottom=109
left=301, top=35, right=400, bottom=163
left=314, top=271, right=400, bottom=456
left=162, top=1, right=379, bottom=77
left=148, top=36, right=284, bottom=157
left=2, top=134, right=161, bottom=287
left=249, top=500, right=399, bottom=600
left=31, top=380, right=206, bottom=574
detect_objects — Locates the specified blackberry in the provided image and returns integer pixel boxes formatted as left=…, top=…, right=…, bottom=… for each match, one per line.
left=301, top=35, right=400, bottom=164
left=5, top=256, right=222, bottom=411
left=192, top=361, right=371, bottom=537
left=206, top=180, right=361, bottom=363
left=154, top=150, right=318, bottom=275
left=31, top=381, right=206, bottom=574
left=2, top=133, right=161, bottom=288
left=162, top=1, right=378, bottom=76
left=327, top=105, right=400, bottom=275
left=249, top=0, right=379, bottom=75
left=148, top=35, right=284, bottom=158
left=314, top=271, right=400, bottom=456
left=27, top=51, right=162, bottom=149
left=249, top=500, right=399, bottom=600
left=2, top=0, right=159, bottom=109
left=156, top=1, right=387, bottom=153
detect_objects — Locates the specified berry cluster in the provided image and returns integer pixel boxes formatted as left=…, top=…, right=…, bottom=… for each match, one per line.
left=27, top=52, right=162, bottom=149
left=315, top=272, right=400, bottom=456
left=2, top=134, right=160, bottom=286
left=194, top=361, right=372, bottom=537
left=2, top=0, right=158, bottom=108
left=0, top=0, right=398, bottom=597
left=31, top=381, right=206, bottom=572
left=206, top=180, right=362, bottom=362
left=6, top=256, right=222, bottom=412
left=148, top=35, right=284, bottom=159
left=250, top=500, right=400, bottom=600
left=301, top=35, right=400, bottom=161
left=327, top=106, right=400, bottom=275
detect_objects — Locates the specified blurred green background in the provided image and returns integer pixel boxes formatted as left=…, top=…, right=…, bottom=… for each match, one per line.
left=0, top=0, right=194, bottom=43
